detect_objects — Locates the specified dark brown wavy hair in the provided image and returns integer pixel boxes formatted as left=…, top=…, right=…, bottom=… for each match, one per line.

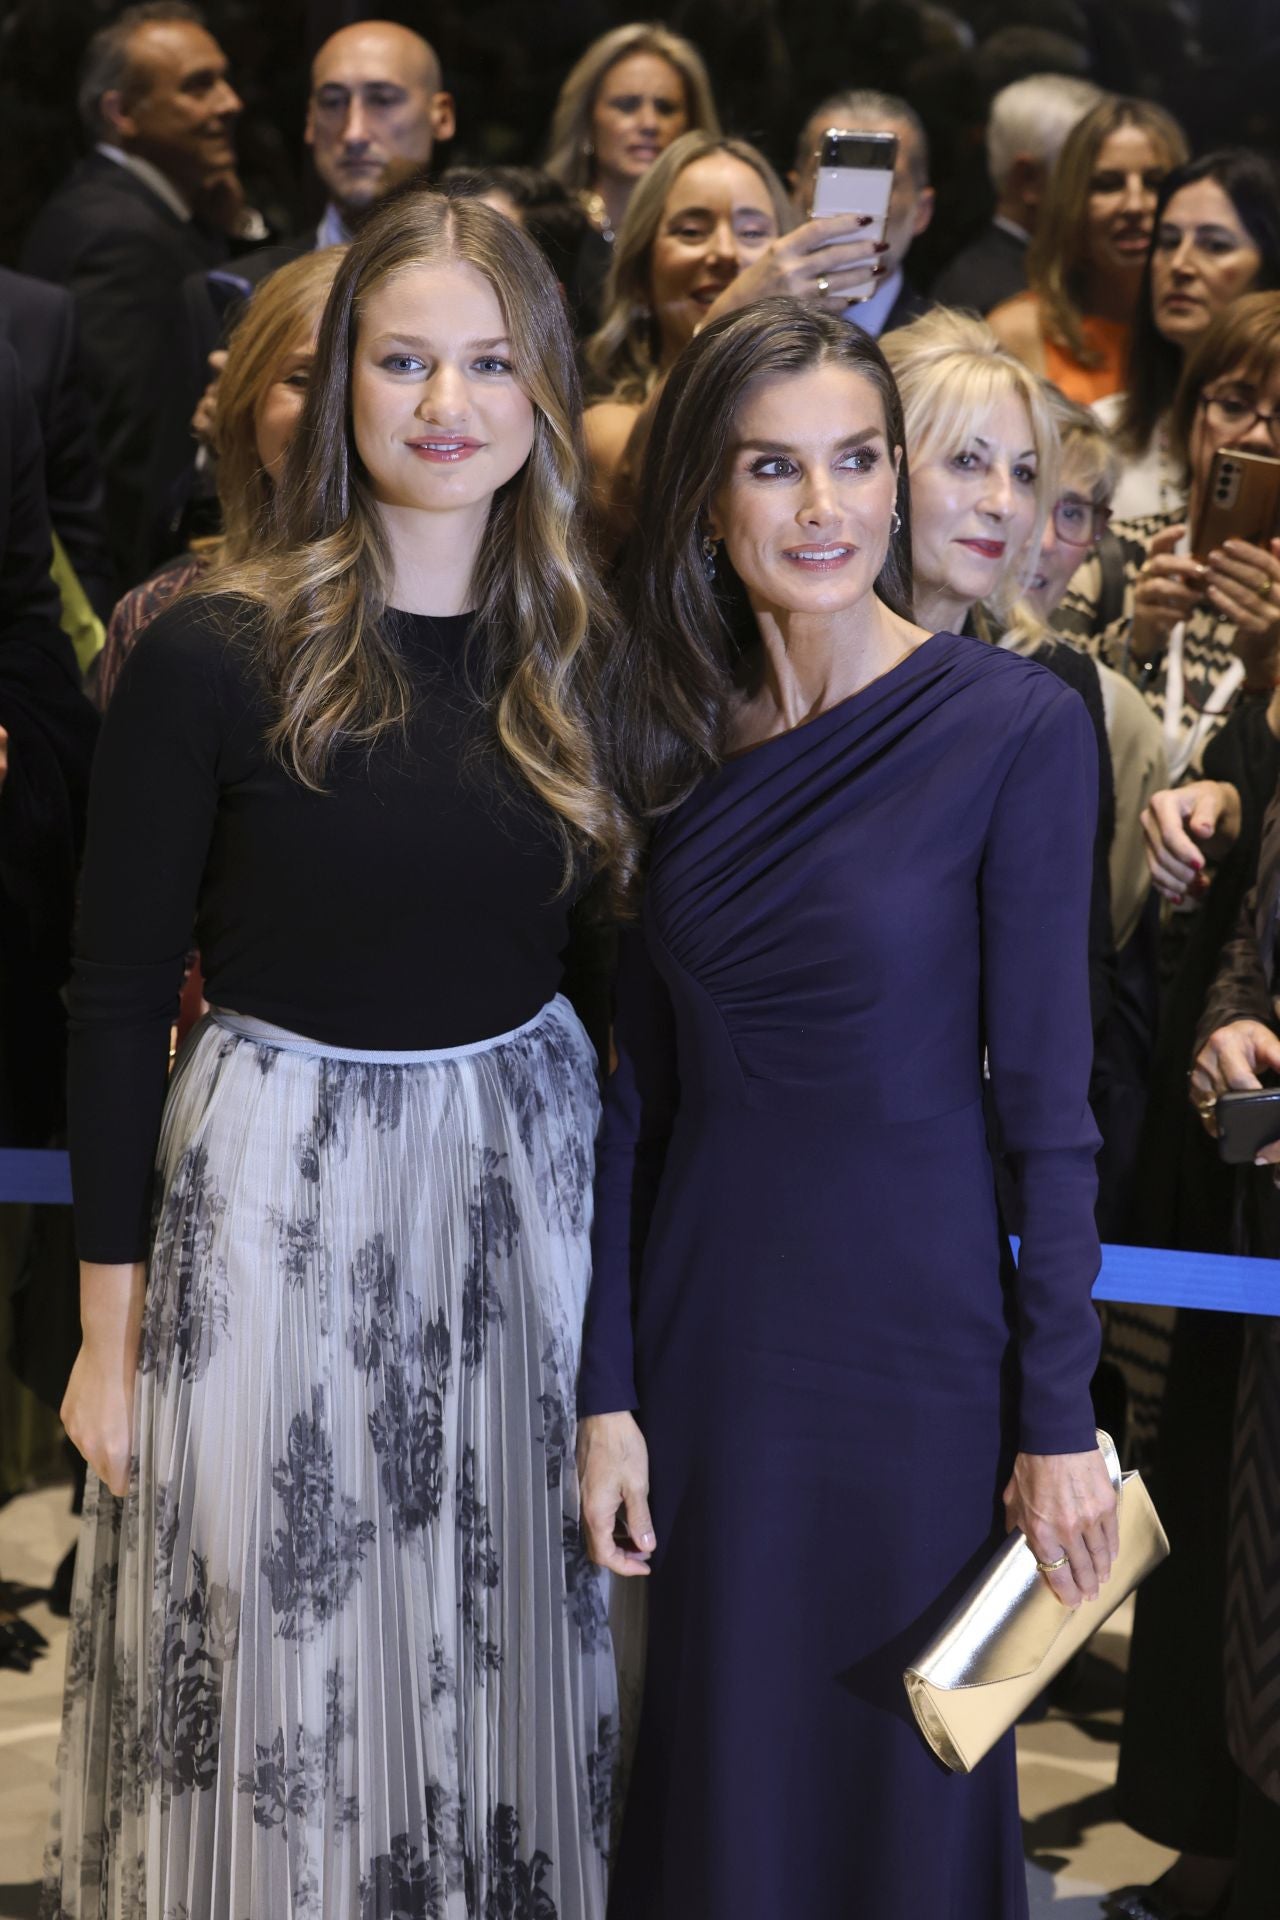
left=206, top=191, right=637, bottom=901
left=605, top=296, right=913, bottom=829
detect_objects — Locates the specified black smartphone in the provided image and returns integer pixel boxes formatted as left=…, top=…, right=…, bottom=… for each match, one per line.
left=1215, top=1087, right=1280, bottom=1163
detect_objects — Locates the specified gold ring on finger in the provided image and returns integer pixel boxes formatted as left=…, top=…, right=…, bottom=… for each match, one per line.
left=1259, top=574, right=1274, bottom=600
left=816, top=274, right=830, bottom=296
left=1035, top=1552, right=1069, bottom=1573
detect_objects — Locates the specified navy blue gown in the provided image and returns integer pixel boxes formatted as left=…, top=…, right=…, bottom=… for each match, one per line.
left=580, top=632, right=1104, bottom=1920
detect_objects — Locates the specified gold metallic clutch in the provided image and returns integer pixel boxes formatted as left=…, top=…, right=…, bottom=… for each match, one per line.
left=903, top=1431, right=1169, bottom=1773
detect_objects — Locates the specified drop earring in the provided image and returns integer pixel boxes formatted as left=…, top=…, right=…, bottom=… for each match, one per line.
left=891, top=508, right=903, bottom=535
left=701, top=533, right=718, bottom=582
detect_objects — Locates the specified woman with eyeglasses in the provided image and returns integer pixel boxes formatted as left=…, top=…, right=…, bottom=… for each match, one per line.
left=1099, top=151, right=1280, bottom=524
left=1058, top=292, right=1280, bottom=786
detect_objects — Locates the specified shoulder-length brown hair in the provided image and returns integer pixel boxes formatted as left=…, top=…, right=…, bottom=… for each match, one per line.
left=211, top=248, right=344, bottom=563
left=1027, top=96, right=1188, bottom=369
left=606, top=296, right=913, bottom=826
left=207, top=192, right=637, bottom=900
left=585, top=131, right=795, bottom=404
left=544, top=22, right=720, bottom=196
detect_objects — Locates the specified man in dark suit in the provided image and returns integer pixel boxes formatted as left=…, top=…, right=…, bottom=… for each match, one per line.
left=930, top=74, right=1102, bottom=316
left=790, top=88, right=936, bottom=341
left=0, top=340, right=98, bottom=1151
left=19, top=2, right=243, bottom=585
left=0, top=267, right=113, bottom=619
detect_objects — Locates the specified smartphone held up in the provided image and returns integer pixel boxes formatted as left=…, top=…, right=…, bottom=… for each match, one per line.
left=1192, top=448, right=1280, bottom=563
left=810, top=129, right=897, bottom=304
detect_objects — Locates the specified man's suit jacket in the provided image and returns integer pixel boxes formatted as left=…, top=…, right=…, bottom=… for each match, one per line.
left=881, top=280, right=934, bottom=336
left=19, top=150, right=227, bottom=585
left=930, top=223, right=1028, bottom=318
left=0, top=266, right=113, bottom=617
left=0, top=339, right=99, bottom=1144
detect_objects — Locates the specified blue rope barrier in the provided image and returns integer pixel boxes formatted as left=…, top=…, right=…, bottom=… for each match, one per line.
left=0, top=1148, right=74, bottom=1205
left=1091, top=1241, right=1280, bottom=1315
left=2, top=1151, right=1278, bottom=1311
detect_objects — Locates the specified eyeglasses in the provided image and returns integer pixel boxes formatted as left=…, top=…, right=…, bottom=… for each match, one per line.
left=1052, top=494, right=1111, bottom=546
left=1199, top=388, right=1280, bottom=452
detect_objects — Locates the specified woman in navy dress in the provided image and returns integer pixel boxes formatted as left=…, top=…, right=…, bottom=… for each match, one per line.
left=577, top=299, right=1120, bottom=1919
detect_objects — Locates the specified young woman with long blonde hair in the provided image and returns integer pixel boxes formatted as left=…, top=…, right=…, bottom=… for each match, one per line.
left=45, top=191, right=633, bottom=1920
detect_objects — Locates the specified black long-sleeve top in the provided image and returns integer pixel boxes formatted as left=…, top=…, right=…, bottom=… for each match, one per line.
left=69, top=593, right=576, bottom=1263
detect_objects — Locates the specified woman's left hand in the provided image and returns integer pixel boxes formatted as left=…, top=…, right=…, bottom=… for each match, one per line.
left=1206, top=536, right=1280, bottom=660
left=1003, top=1446, right=1119, bottom=1609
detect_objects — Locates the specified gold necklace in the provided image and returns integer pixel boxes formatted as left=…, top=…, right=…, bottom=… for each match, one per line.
left=577, top=187, right=615, bottom=246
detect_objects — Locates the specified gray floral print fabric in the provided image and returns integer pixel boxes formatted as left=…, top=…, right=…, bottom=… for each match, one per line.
left=42, top=997, right=617, bottom=1920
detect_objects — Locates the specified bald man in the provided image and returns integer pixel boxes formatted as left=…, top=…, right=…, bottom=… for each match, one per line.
left=160, top=22, right=455, bottom=567
left=307, top=20, right=456, bottom=244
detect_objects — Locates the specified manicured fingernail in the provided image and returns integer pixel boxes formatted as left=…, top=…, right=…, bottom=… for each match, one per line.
left=1256, top=1154, right=1271, bottom=1167
left=871, top=263, right=887, bottom=277
left=873, top=239, right=891, bottom=253
left=640, top=1530, right=655, bottom=1547
left=857, top=214, right=875, bottom=226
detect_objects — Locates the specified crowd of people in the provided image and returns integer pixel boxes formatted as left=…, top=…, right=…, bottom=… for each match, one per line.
left=2, top=4, right=1280, bottom=1919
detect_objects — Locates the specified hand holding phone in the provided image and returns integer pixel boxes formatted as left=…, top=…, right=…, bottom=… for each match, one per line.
left=1216, top=1088, right=1280, bottom=1163
left=809, top=129, right=897, bottom=303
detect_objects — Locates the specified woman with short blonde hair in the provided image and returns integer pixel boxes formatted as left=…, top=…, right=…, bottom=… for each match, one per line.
left=885, top=308, right=1117, bottom=1033
left=883, top=306, right=1060, bottom=634
left=47, top=191, right=631, bottom=1920
left=989, top=97, right=1188, bottom=404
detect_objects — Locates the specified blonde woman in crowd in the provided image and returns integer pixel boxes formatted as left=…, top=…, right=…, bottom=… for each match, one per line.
left=988, top=97, right=1188, bottom=406
left=544, top=22, right=720, bottom=330
left=45, top=193, right=630, bottom=1919
left=882, top=308, right=1116, bottom=1036
left=96, top=248, right=344, bottom=706
left=583, top=130, right=883, bottom=543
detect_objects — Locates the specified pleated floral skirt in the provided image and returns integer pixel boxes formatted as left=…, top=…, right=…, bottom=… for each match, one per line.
left=42, top=996, right=619, bottom=1920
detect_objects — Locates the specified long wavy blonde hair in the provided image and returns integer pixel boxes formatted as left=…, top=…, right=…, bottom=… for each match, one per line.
left=206, top=192, right=637, bottom=899
left=882, top=308, right=1060, bottom=647
left=585, top=131, right=794, bottom=403
left=212, top=248, right=344, bottom=562
left=544, top=22, right=720, bottom=196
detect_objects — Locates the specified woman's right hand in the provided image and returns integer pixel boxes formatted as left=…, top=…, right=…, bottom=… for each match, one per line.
left=704, top=214, right=884, bottom=328
left=1130, top=523, right=1210, bottom=660
left=60, top=1261, right=147, bottom=1497
left=577, top=1410, right=655, bottom=1578
left=1140, top=779, right=1243, bottom=901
